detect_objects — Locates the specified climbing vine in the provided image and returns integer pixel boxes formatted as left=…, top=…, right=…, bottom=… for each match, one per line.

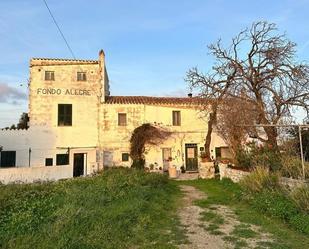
left=130, top=123, right=171, bottom=169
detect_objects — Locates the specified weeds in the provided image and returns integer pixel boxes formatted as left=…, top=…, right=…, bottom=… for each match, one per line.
left=181, top=179, right=309, bottom=249
left=290, top=185, right=309, bottom=213
left=240, top=167, right=280, bottom=195
left=231, top=224, right=258, bottom=238
left=0, top=168, right=185, bottom=249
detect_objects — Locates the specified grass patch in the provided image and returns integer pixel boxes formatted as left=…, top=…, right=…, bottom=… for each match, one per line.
left=223, top=235, right=238, bottom=243
left=200, top=210, right=225, bottom=235
left=240, top=169, right=309, bottom=234
left=205, top=224, right=225, bottom=235
left=255, top=241, right=290, bottom=249
left=178, top=178, right=309, bottom=249
left=200, top=210, right=225, bottom=225
left=223, top=234, right=255, bottom=249
left=0, top=168, right=186, bottom=249
left=234, top=239, right=249, bottom=248
left=232, top=224, right=258, bottom=238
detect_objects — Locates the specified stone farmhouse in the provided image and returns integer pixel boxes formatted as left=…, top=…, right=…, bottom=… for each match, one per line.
left=0, top=50, right=229, bottom=183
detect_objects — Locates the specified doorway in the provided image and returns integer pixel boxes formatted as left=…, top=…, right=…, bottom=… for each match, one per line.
left=73, top=153, right=85, bottom=177
left=162, top=148, right=172, bottom=171
left=185, top=144, right=198, bottom=171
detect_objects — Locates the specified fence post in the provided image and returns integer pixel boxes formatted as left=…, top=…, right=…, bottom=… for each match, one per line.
left=298, top=126, right=305, bottom=179
left=28, top=147, right=31, bottom=167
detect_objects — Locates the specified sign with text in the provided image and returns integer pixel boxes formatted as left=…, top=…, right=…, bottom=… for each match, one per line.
left=36, top=88, right=91, bottom=96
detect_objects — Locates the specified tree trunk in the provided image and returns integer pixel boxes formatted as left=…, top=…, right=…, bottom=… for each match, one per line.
left=204, top=106, right=217, bottom=160
left=264, top=126, right=278, bottom=150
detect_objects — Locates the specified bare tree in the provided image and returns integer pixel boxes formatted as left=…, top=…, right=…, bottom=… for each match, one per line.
left=216, top=97, right=257, bottom=159
left=186, top=21, right=309, bottom=156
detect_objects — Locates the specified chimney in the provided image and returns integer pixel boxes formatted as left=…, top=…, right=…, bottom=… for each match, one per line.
left=99, top=49, right=105, bottom=67
left=188, top=93, right=193, bottom=98
left=99, top=49, right=107, bottom=102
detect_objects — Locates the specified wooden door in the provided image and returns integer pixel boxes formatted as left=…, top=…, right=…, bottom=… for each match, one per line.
left=185, top=144, right=198, bottom=171
left=162, top=148, right=172, bottom=171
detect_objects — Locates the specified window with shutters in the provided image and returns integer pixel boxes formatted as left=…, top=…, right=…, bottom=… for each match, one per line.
left=172, top=111, right=181, bottom=126
left=77, top=72, right=87, bottom=81
left=118, top=113, right=127, bottom=126
left=45, top=71, right=55, bottom=81
left=58, top=104, right=72, bottom=126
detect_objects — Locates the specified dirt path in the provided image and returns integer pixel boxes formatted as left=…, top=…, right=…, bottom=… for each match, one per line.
left=178, top=185, right=274, bottom=249
left=178, top=185, right=227, bottom=249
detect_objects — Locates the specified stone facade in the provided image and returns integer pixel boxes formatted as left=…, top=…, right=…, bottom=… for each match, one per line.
left=0, top=50, right=229, bottom=183
left=218, top=163, right=249, bottom=182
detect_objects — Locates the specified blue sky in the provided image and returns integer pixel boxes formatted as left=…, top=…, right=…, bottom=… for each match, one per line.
left=0, top=0, right=309, bottom=127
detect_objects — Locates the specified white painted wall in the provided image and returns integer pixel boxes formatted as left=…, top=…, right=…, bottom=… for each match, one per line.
left=0, top=165, right=73, bottom=184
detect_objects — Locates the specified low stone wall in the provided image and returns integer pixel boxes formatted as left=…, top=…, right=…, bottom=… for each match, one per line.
left=279, top=177, right=308, bottom=190
left=218, top=163, right=309, bottom=189
left=218, top=163, right=249, bottom=182
left=0, top=165, right=73, bottom=184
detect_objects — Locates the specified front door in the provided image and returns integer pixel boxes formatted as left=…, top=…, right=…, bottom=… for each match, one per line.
left=185, top=144, right=198, bottom=171
left=162, top=148, right=172, bottom=171
left=73, top=153, right=85, bottom=177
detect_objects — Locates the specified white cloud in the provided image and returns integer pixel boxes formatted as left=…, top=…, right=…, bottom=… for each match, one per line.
left=0, top=83, right=27, bottom=104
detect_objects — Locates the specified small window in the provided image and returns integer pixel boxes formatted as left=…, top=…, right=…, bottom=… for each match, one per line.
left=45, top=158, right=53, bottom=166
left=118, top=113, right=127, bottom=126
left=215, top=147, right=222, bottom=159
left=0, top=151, right=16, bottom=168
left=45, top=71, right=55, bottom=81
left=77, top=72, right=87, bottom=81
left=172, top=111, right=181, bottom=126
left=58, top=104, right=72, bottom=126
left=56, top=154, right=69, bottom=166
left=122, top=153, right=129, bottom=162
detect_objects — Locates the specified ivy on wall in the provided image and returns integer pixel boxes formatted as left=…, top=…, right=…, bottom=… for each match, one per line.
left=129, top=123, right=171, bottom=169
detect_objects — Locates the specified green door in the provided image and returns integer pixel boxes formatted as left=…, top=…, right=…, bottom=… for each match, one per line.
left=185, top=144, right=198, bottom=171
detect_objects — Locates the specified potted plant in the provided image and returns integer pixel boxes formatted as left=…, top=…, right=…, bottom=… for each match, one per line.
left=180, top=165, right=186, bottom=173
left=200, top=152, right=211, bottom=162
left=220, top=158, right=230, bottom=164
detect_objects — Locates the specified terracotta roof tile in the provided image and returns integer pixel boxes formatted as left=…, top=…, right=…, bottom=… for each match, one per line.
left=105, top=96, right=206, bottom=105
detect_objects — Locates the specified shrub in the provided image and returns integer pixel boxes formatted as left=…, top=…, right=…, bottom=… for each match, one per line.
left=235, top=148, right=253, bottom=169
left=240, top=167, right=280, bottom=195
left=280, top=155, right=309, bottom=179
left=235, top=143, right=282, bottom=171
left=290, top=185, right=309, bottom=213
left=240, top=168, right=309, bottom=234
left=252, top=145, right=282, bottom=171
left=129, top=123, right=171, bottom=169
